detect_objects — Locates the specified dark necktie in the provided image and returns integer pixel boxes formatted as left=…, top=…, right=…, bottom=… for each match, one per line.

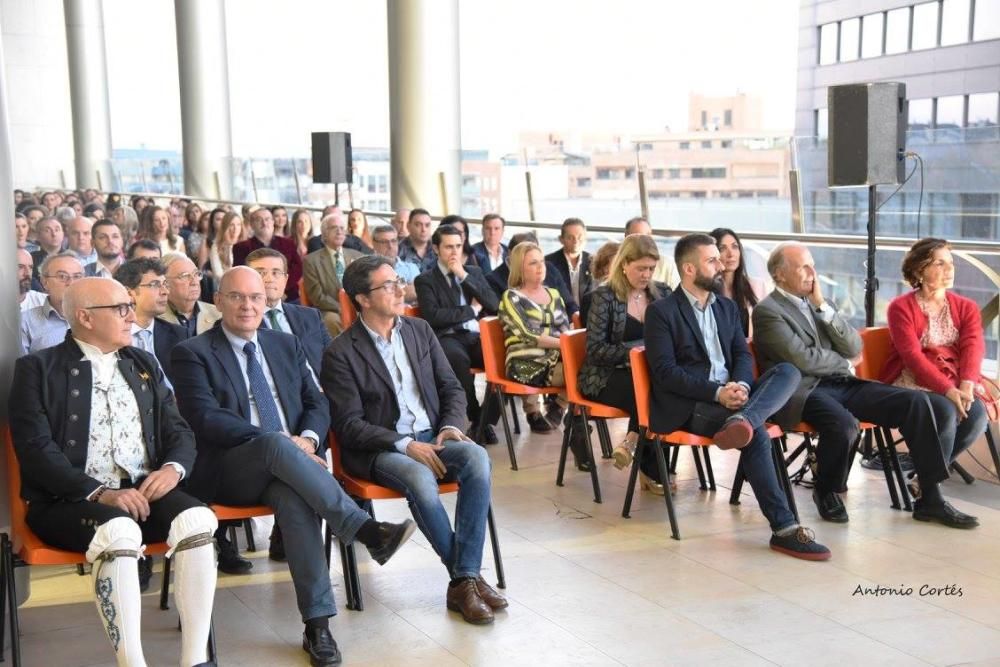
left=243, top=340, right=283, bottom=433
left=450, top=273, right=462, bottom=302
left=267, top=309, right=282, bottom=332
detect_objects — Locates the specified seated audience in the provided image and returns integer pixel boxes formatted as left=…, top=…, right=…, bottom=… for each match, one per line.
left=710, top=227, right=765, bottom=337
left=415, top=224, right=501, bottom=443
left=398, top=208, right=438, bottom=271
left=390, top=208, right=411, bottom=240
left=186, top=208, right=212, bottom=269
left=370, top=224, right=420, bottom=302
left=10, top=277, right=217, bottom=667
left=499, top=242, right=570, bottom=434
left=138, top=205, right=186, bottom=256
left=159, top=253, right=222, bottom=336
left=487, top=232, right=576, bottom=315
left=303, top=213, right=363, bottom=336
left=82, top=202, right=104, bottom=221
left=645, top=234, right=829, bottom=560
left=171, top=267, right=415, bottom=666
left=578, top=235, right=666, bottom=487
left=15, top=211, right=39, bottom=252
left=624, top=216, right=678, bottom=288
left=306, top=206, right=371, bottom=255
left=31, top=216, right=65, bottom=280
left=85, top=219, right=125, bottom=278
left=127, top=238, right=162, bottom=261
left=271, top=205, right=289, bottom=237
left=210, top=211, right=243, bottom=286
left=290, top=209, right=315, bottom=258
left=546, top=218, right=592, bottom=307
left=110, top=204, right=139, bottom=247
left=17, top=248, right=47, bottom=311
left=471, top=213, right=508, bottom=273
left=442, top=214, right=478, bottom=267
left=580, top=240, right=620, bottom=324
left=66, top=216, right=97, bottom=265
left=753, top=242, right=980, bottom=529
left=346, top=208, right=374, bottom=252
left=325, top=256, right=507, bottom=625
left=233, top=207, right=303, bottom=302
left=20, top=252, right=83, bottom=356
left=881, top=238, right=990, bottom=495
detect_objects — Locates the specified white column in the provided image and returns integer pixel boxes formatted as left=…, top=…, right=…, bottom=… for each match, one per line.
left=64, top=0, right=114, bottom=190
left=387, top=0, right=461, bottom=215
left=174, top=0, right=234, bottom=199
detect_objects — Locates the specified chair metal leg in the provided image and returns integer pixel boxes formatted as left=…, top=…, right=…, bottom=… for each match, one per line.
left=987, top=426, right=1000, bottom=479
left=621, top=436, right=645, bottom=518
left=0, top=534, right=9, bottom=663
left=668, top=445, right=680, bottom=474
left=243, top=518, right=256, bottom=552
left=348, top=542, right=363, bottom=611
left=867, top=429, right=900, bottom=509
left=950, top=461, right=975, bottom=484
left=879, top=427, right=911, bottom=511
left=507, top=395, right=521, bottom=434
left=691, top=447, right=707, bottom=490
left=654, top=442, right=680, bottom=540
left=702, top=447, right=716, bottom=490
left=596, top=419, right=613, bottom=459
left=581, top=407, right=602, bottom=504
left=337, top=537, right=356, bottom=611
left=227, top=524, right=238, bottom=549
left=207, top=615, right=217, bottom=663
left=160, top=554, right=172, bottom=610
left=486, top=506, right=506, bottom=589
left=3, top=535, right=20, bottom=667
left=729, top=462, right=744, bottom=506
left=324, top=523, right=332, bottom=569
left=555, top=404, right=572, bottom=487
left=771, top=438, right=799, bottom=523
left=496, top=386, right=519, bottom=470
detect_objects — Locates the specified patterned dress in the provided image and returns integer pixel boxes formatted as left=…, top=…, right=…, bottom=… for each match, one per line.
left=499, top=287, right=570, bottom=386
left=893, top=295, right=958, bottom=391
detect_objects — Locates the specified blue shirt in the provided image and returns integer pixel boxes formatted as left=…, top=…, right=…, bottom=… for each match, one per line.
left=681, top=288, right=729, bottom=385
left=398, top=238, right=437, bottom=271
left=19, top=298, right=69, bottom=357
left=393, top=258, right=420, bottom=284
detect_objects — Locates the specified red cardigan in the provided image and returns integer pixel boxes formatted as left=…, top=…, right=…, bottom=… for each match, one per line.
left=880, top=290, right=984, bottom=394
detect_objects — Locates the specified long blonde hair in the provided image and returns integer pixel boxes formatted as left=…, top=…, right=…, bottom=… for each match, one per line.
left=507, top=242, right=543, bottom=289
left=607, top=234, right=660, bottom=302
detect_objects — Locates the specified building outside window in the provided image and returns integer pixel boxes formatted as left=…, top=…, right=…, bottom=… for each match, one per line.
left=861, top=12, right=885, bottom=57
left=911, top=1, right=940, bottom=50
left=701, top=140, right=712, bottom=149
left=721, top=139, right=733, bottom=148
left=679, top=141, right=690, bottom=150
left=974, top=0, right=1000, bottom=40
left=941, top=0, right=971, bottom=45
left=908, top=98, right=934, bottom=128
left=968, top=92, right=999, bottom=126
left=724, top=109, right=732, bottom=126
left=819, top=22, right=838, bottom=64
left=596, top=168, right=612, bottom=180
left=885, top=7, right=910, bottom=54
left=668, top=168, right=682, bottom=179
left=936, top=95, right=965, bottom=128
left=840, top=17, right=860, bottom=60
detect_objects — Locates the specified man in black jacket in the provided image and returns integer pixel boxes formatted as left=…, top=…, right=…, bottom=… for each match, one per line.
left=415, top=225, right=501, bottom=442
left=545, top=218, right=592, bottom=307
left=10, top=277, right=218, bottom=667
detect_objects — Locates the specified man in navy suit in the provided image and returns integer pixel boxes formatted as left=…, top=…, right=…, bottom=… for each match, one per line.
left=470, top=213, right=508, bottom=273
left=171, top=267, right=415, bottom=667
left=643, top=233, right=830, bottom=561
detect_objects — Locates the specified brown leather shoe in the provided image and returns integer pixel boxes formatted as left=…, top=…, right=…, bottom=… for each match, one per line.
left=475, top=576, right=509, bottom=610
left=446, top=579, right=494, bottom=625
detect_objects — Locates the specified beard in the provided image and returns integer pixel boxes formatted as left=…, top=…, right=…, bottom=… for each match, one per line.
left=694, top=271, right=724, bottom=293
left=18, top=278, right=30, bottom=295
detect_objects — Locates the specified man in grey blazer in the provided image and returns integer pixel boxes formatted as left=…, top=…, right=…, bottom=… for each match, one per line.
left=752, top=242, right=976, bottom=529
left=302, top=213, right=363, bottom=336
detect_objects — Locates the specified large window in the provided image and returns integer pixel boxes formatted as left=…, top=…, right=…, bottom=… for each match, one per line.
left=861, top=12, right=885, bottom=57
left=941, top=0, right=971, bottom=45
left=691, top=167, right=726, bottom=179
left=886, top=7, right=911, bottom=53
left=911, top=1, right=940, bottom=49
left=909, top=98, right=934, bottom=128
left=840, top=17, right=860, bottom=60
left=974, top=0, right=1000, bottom=40
left=816, top=108, right=829, bottom=138
left=968, top=92, right=999, bottom=125
left=819, top=22, right=838, bottom=64
left=936, top=95, right=965, bottom=127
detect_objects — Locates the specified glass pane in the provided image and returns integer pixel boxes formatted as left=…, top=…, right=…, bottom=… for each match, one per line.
left=886, top=7, right=910, bottom=54
left=840, top=17, right=860, bottom=60
left=974, top=0, right=1000, bottom=40
left=941, top=0, right=971, bottom=45
left=908, top=98, right=934, bottom=128
left=912, top=1, right=940, bottom=49
left=816, top=108, right=828, bottom=139
left=936, top=95, right=965, bottom=127
left=819, top=23, right=838, bottom=64
left=862, top=12, right=885, bottom=57
left=968, top=92, right=999, bottom=125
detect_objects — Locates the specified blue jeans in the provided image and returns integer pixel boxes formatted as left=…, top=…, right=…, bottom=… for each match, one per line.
left=684, top=363, right=801, bottom=532
left=372, top=432, right=492, bottom=579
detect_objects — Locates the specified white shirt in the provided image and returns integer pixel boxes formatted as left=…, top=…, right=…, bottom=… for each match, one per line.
left=19, top=290, right=47, bottom=311
left=565, top=253, right=582, bottom=304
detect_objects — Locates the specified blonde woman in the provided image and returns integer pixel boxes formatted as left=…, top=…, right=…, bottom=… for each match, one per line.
left=137, top=205, right=186, bottom=256
left=209, top=212, right=243, bottom=286
left=290, top=209, right=315, bottom=258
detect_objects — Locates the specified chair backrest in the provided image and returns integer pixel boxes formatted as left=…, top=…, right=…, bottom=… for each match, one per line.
left=478, top=316, right=508, bottom=382
left=339, top=288, right=358, bottom=328
left=629, top=346, right=651, bottom=430
left=5, top=429, right=28, bottom=552
left=856, top=326, right=892, bottom=381
left=559, top=329, right=588, bottom=403
left=404, top=304, right=421, bottom=318
left=326, top=431, right=348, bottom=479
left=571, top=312, right=582, bottom=329
left=298, top=278, right=310, bottom=306
left=747, top=338, right=761, bottom=379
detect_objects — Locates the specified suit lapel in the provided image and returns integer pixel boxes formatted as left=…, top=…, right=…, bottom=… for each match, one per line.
left=117, top=353, right=155, bottom=462
left=352, top=325, right=396, bottom=395
left=434, top=268, right=458, bottom=305
left=399, top=320, right=433, bottom=410
left=209, top=328, right=252, bottom=418
left=772, top=292, right=818, bottom=345
left=675, top=289, right=709, bottom=358
left=318, top=249, right=339, bottom=290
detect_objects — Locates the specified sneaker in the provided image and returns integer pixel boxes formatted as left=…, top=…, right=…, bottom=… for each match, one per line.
left=769, top=526, right=831, bottom=561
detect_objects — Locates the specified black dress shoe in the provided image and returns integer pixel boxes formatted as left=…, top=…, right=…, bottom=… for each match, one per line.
left=526, top=412, right=554, bottom=433
left=913, top=500, right=979, bottom=529
left=217, top=541, right=253, bottom=575
left=812, top=490, right=849, bottom=523
left=544, top=401, right=566, bottom=427
left=366, top=519, right=417, bottom=565
left=481, top=424, right=499, bottom=445
left=137, top=555, right=153, bottom=593
left=269, top=525, right=286, bottom=562
left=302, top=626, right=343, bottom=666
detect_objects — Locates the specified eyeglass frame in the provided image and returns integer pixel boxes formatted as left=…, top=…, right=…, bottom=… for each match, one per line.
left=167, top=270, right=204, bottom=283
left=137, top=280, right=169, bottom=291
left=364, top=276, right=407, bottom=294
left=84, top=302, right=136, bottom=318
left=42, top=271, right=85, bottom=284
left=221, top=291, right=268, bottom=306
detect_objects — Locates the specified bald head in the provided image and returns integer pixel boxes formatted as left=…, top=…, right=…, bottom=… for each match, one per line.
left=66, top=216, right=94, bottom=256
left=215, top=267, right=267, bottom=339
left=64, top=278, right=135, bottom=352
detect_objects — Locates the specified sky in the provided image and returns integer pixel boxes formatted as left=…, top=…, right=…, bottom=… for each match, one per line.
left=102, top=0, right=800, bottom=158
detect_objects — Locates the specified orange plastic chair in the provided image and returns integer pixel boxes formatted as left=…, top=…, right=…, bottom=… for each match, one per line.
left=338, top=288, right=357, bottom=328
left=480, top=317, right=562, bottom=470
left=629, top=347, right=794, bottom=540
left=571, top=312, right=583, bottom=329
left=298, top=277, right=310, bottom=306
left=403, top=304, right=421, bottom=318
left=556, top=329, right=629, bottom=503
left=326, top=431, right=505, bottom=610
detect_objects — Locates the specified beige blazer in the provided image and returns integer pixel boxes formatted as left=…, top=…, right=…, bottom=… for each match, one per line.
left=302, top=247, right=363, bottom=313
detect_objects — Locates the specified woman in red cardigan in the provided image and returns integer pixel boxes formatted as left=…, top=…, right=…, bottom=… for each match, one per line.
left=881, top=238, right=988, bottom=484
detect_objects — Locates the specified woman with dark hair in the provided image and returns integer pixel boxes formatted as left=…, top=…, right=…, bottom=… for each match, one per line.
left=441, top=214, right=478, bottom=267
left=271, top=205, right=289, bottom=237
left=710, top=227, right=765, bottom=336
left=290, top=209, right=315, bottom=257
left=136, top=204, right=185, bottom=255
left=346, top=208, right=373, bottom=250
left=881, top=237, right=991, bottom=498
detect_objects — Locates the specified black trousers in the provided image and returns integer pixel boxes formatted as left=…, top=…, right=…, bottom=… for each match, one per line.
left=439, top=330, right=500, bottom=425
left=802, top=376, right=952, bottom=494
left=591, top=368, right=660, bottom=481
left=26, top=486, right=204, bottom=553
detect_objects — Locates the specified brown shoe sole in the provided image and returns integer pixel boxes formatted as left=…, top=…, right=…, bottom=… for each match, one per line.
left=447, top=600, right=496, bottom=624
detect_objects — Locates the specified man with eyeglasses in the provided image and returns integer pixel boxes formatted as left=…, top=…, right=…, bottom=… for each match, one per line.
left=10, top=277, right=219, bottom=667
left=159, top=253, right=222, bottom=336
left=172, top=267, right=416, bottom=666
left=325, top=256, right=506, bottom=625
left=85, top=219, right=125, bottom=278
left=20, top=252, right=84, bottom=356
left=233, top=207, right=303, bottom=301
left=370, top=224, right=418, bottom=302
left=303, top=213, right=364, bottom=336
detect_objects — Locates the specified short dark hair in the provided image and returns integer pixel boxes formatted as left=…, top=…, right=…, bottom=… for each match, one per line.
left=371, top=224, right=396, bottom=240
left=83, top=203, right=104, bottom=217
left=440, top=214, right=466, bottom=228
left=901, top=237, right=951, bottom=288
left=342, top=254, right=394, bottom=311
left=408, top=208, right=430, bottom=223
left=91, top=218, right=118, bottom=236
left=245, top=247, right=288, bottom=270
left=560, top=218, right=585, bottom=236
left=114, top=258, right=165, bottom=288
left=674, top=233, right=717, bottom=270
left=482, top=213, right=505, bottom=227
left=431, top=224, right=462, bottom=247
left=126, top=238, right=162, bottom=259
left=508, top=232, right=538, bottom=251
left=624, top=216, right=649, bottom=234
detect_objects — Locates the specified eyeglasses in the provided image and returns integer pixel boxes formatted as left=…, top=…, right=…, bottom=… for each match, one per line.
left=137, top=280, right=168, bottom=291
left=222, top=292, right=267, bottom=305
left=43, top=272, right=85, bottom=284
left=373, top=238, right=399, bottom=246
left=253, top=269, right=287, bottom=279
left=365, top=277, right=407, bottom=294
left=168, top=270, right=204, bottom=283
left=85, top=302, right=135, bottom=318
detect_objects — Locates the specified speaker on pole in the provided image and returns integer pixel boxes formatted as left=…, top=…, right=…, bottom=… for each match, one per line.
left=312, top=131, right=353, bottom=184
left=827, top=82, right=907, bottom=187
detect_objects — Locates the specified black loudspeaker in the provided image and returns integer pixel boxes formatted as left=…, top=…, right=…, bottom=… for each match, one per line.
left=312, top=131, right=352, bottom=184
left=827, top=83, right=907, bottom=187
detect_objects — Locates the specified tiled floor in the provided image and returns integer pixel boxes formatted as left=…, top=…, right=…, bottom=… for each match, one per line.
left=10, top=413, right=1000, bottom=666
